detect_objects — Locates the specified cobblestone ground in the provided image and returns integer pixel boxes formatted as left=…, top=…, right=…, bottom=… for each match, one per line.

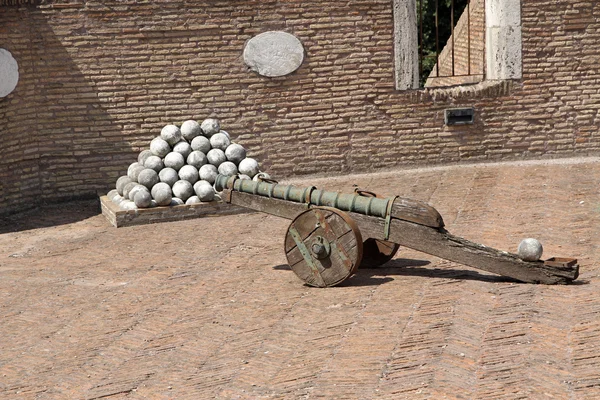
left=1, top=157, right=600, bottom=399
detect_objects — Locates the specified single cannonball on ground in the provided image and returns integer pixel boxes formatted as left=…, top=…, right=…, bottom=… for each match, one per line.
left=219, top=130, right=230, bottom=139
left=150, top=136, right=171, bottom=157
left=161, top=124, right=182, bottom=146
left=201, top=118, right=220, bottom=137
left=186, top=195, right=201, bottom=205
left=151, top=182, right=172, bottom=206
left=134, top=190, right=152, bottom=208
left=122, top=181, right=139, bottom=199
left=179, top=165, right=199, bottom=184
left=181, top=120, right=202, bottom=141
left=128, top=184, right=149, bottom=201
left=164, top=152, right=185, bottom=171
left=191, top=136, right=211, bottom=154
left=518, top=238, right=543, bottom=261
left=238, top=157, right=259, bottom=178
left=199, top=164, right=218, bottom=184
left=138, top=150, right=153, bottom=165
left=210, top=133, right=230, bottom=151
left=207, top=148, right=226, bottom=167
left=159, top=167, right=179, bottom=187
left=194, top=180, right=215, bottom=202
left=218, top=161, right=238, bottom=177
left=138, top=168, right=159, bottom=189
left=170, top=197, right=184, bottom=206
left=225, top=143, right=246, bottom=164
left=172, top=180, right=194, bottom=202
left=173, top=141, right=192, bottom=159
left=187, top=150, right=207, bottom=169
left=120, top=200, right=138, bottom=210
left=144, top=155, right=164, bottom=173
left=116, top=176, right=132, bottom=196
left=253, top=171, right=271, bottom=182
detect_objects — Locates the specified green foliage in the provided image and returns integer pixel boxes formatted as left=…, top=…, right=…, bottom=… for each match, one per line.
left=417, top=0, right=469, bottom=86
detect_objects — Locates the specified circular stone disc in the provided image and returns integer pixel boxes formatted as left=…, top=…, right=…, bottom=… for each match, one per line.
left=0, top=49, right=19, bottom=97
left=284, top=207, right=363, bottom=288
left=243, top=31, right=304, bottom=77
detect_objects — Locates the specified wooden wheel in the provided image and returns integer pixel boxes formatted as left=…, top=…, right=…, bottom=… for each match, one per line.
left=284, top=207, right=363, bottom=287
left=359, top=238, right=401, bottom=268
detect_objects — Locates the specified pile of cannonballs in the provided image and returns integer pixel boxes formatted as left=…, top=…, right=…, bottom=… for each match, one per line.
left=107, top=118, right=269, bottom=210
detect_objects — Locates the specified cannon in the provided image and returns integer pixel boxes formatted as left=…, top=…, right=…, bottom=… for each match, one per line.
left=214, top=175, right=579, bottom=287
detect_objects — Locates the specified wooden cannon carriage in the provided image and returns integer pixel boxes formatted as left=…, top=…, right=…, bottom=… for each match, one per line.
left=214, top=175, right=579, bottom=287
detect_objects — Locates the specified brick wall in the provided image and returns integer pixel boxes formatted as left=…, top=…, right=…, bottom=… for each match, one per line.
left=1, top=0, right=599, bottom=215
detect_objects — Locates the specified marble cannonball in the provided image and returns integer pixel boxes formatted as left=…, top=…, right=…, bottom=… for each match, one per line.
left=144, top=155, right=164, bottom=173
left=134, top=190, right=152, bottom=208
left=218, top=161, right=238, bottom=177
left=172, top=180, right=194, bottom=202
left=191, top=136, right=211, bottom=154
left=194, top=180, right=215, bottom=202
left=120, top=200, right=138, bottom=210
left=210, top=133, right=230, bottom=151
left=201, top=118, right=220, bottom=137
left=173, top=141, right=192, bottom=159
left=127, top=162, right=140, bottom=176
left=185, top=195, right=201, bottom=205
left=138, top=150, right=153, bottom=165
left=239, top=174, right=251, bottom=180
left=159, top=167, right=179, bottom=187
left=164, top=152, right=185, bottom=171
left=122, top=181, right=140, bottom=200
left=161, top=124, right=182, bottom=146
left=116, top=176, right=133, bottom=196
left=128, top=184, right=149, bottom=201
left=137, top=168, right=159, bottom=189
left=199, top=164, right=218, bottom=184
left=170, top=197, right=185, bottom=206
left=181, top=120, right=202, bottom=142
left=518, top=238, right=543, bottom=261
left=187, top=150, right=208, bottom=169
left=150, top=137, right=171, bottom=158
left=107, top=189, right=119, bottom=201
left=207, top=148, right=226, bottom=168
left=225, top=143, right=246, bottom=165
left=238, top=157, right=259, bottom=178
left=151, top=182, right=172, bottom=206
left=179, top=165, right=199, bottom=184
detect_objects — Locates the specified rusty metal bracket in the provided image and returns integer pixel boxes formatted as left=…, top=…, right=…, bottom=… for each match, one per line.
left=384, top=196, right=398, bottom=240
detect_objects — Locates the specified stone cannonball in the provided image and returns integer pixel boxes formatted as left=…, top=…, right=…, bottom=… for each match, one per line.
left=181, top=120, right=202, bottom=142
left=116, top=175, right=133, bottom=196
left=164, top=152, right=185, bottom=171
left=122, top=182, right=140, bottom=200
left=128, top=184, right=149, bottom=201
left=518, top=238, right=543, bottom=261
left=173, top=141, right=192, bottom=159
left=134, top=190, right=152, bottom=208
left=129, top=164, right=146, bottom=182
left=238, top=157, right=260, bottom=178
left=194, top=180, right=215, bottom=202
left=207, top=148, right=226, bottom=168
left=219, top=130, right=230, bottom=139
left=199, top=164, right=218, bottom=184
left=185, top=195, right=201, bottom=205
left=253, top=172, right=271, bottom=182
left=170, top=197, right=185, bottom=206
left=172, top=180, right=194, bottom=202
left=144, top=155, right=164, bottom=173
left=238, top=174, right=251, bottom=180
left=107, top=189, right=119, bottom=201
left=138, top=149, right=153, bottom=165
left=218, top=161, right=238, bottom=177
left=111, top=194, right=124, bottom=206
left=137, top=168, right=159, bottom=189
left=160, top=124, right=182, bottom=146
left=159, top=167, right=179, bottom=187
left=151, top=182, right=172, bottom=206
left=187, top=150, right=208, bottom=169
left=178, top=165, right=199, bottom=184
left=225, top=143, right=246, bottom=165
left=150, top=136, right=171, bottom=157
left=191, top=135, right=211, bottom=154
left=201, top=118, right=220, bottom=137
left=120, top=200, right=138, bottom=211
left=127, top=162, right=140, bottom=176
left=210, top=133, right=231, bottom=152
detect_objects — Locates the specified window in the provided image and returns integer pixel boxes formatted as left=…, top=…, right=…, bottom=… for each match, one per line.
left=393, top=0, right=522, bottom=90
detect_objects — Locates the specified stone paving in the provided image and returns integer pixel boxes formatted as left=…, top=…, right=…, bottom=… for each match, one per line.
left=1, top=157, right=600, bottom=399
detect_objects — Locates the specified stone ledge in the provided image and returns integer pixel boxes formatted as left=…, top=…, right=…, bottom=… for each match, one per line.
left=100, top=195, right=249, bottom=228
